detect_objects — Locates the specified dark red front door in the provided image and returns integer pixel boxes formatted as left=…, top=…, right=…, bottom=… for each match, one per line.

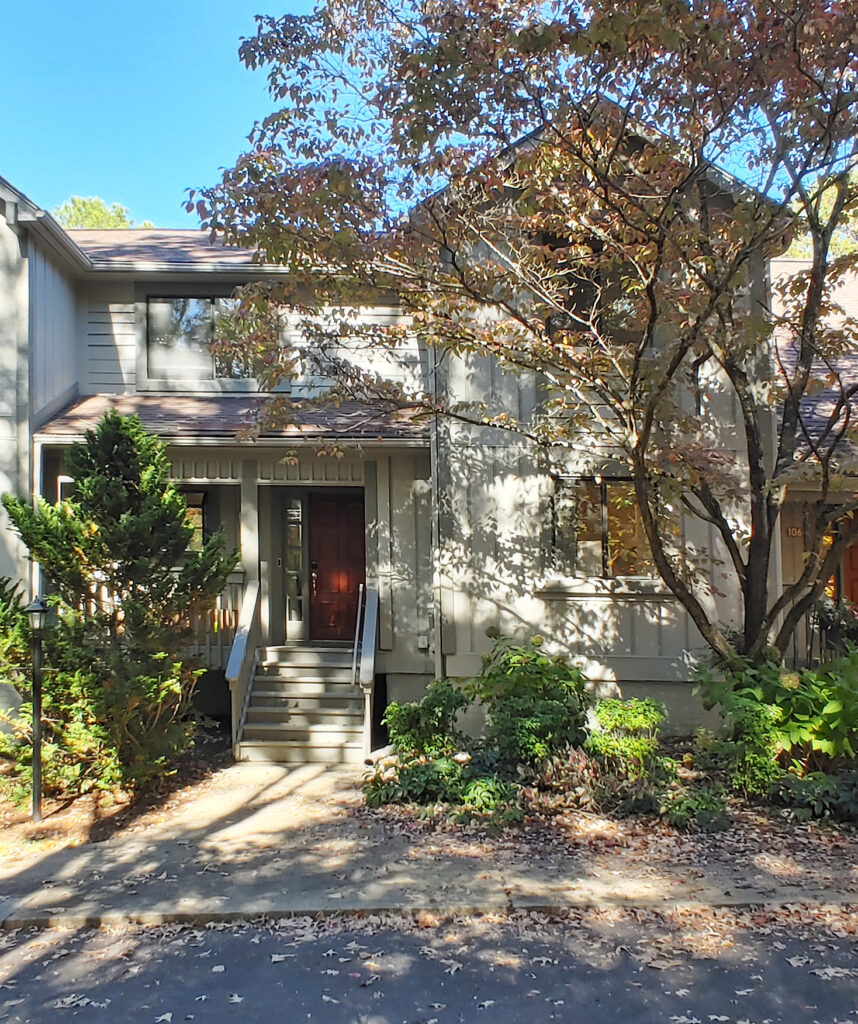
left=308, top=491, right=366, bottom=641
left=844, top=543, right=858, bottom=604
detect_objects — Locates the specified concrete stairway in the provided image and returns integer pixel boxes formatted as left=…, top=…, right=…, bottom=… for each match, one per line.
left=235, top=644, right=365, bottom=764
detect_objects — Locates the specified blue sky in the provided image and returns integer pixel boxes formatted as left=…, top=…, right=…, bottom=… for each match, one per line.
left=1, top=1, right=313, bottom=227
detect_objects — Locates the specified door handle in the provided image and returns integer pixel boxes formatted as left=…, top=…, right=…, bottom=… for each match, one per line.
left=311, top=569, right=318, bottom=598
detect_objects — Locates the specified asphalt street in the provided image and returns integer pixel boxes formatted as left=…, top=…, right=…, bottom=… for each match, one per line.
left=0, top=912, right=855, bottom=1023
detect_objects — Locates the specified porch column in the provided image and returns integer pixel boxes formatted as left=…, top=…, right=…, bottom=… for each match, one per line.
left=375, top=455, right=394, bottom=650
left=239, top=459, right=259, bottom=583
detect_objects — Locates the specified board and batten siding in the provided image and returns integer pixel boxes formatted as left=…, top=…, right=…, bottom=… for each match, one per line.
left=28, top=242, right=77, bottom=419
left=0, top=211, right=26, bottom=582
left=433, top=345, right=747, bottom=729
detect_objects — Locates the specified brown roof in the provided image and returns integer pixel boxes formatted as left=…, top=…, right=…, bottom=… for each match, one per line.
left=67, top=229, right=266, bottom=271
left=35, top=395, right=429, bottom=444
left=771, top=258, right=858, bottom=458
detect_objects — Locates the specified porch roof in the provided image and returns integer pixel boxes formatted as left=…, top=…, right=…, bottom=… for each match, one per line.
left=34, top=395, right=430, bottom=445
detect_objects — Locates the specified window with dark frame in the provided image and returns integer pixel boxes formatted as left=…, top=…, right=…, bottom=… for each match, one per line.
left=552, top=478, right=655, bottom=578
left=147, top=297, right=253, bottom=381
left=182, top=491, right=206, bottom=553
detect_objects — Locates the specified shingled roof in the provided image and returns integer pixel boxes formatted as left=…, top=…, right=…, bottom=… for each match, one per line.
left=34, top=395, right=429, bottom=444
left=67, top=229, right=267, bottom=273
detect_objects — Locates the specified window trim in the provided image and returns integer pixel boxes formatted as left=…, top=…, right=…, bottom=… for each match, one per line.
left=136, top=288, right=265, bottom=393
left=550, top=475, right=658, bottom=581
left=181, top=489, right=207, bottom=552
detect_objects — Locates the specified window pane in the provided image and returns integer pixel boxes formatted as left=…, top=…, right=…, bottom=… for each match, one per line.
left=148, top=299, right=214, bottom=379
left=553, top=480, right=602, bottom=576
left=213, top=298, right=255, bottom=379
left=184, top=505, right=204, bottom=552
left=285, top=498, right=303, bottom=623
left=577, top=481, right=604, bottom=576
left=552, top=483, right=578, bottom=573
left=606, top=482, right=654, bottom=576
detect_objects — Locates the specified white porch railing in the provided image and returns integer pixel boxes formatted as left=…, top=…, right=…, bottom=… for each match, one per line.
left=356, top=586, right=379, bottom=757
left=225, top=580, right=262, bottom=751
left=185, top=573, right=244, bottom=670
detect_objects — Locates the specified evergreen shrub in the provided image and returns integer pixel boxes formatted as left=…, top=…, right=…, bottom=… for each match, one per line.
left=0, top=412, right=237, bottom=796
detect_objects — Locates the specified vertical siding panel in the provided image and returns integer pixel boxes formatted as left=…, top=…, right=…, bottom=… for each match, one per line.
left=30, top=245, right=76, bottom=418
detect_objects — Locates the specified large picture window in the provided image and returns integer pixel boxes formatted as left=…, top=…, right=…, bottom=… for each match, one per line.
left=552, top=478, right=655, bottom=578
left=147, top=297, right=253, bottom=381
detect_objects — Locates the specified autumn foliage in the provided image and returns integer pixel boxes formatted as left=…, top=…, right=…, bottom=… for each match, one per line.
left=195, top=0, right=858, bottom=661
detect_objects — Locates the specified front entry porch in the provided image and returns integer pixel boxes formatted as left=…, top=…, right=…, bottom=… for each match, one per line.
left=34, top=398, right=434, bottom=766
left=259, top=486, right=367, bottom=648
left=231, top=484, right=372, bottom=763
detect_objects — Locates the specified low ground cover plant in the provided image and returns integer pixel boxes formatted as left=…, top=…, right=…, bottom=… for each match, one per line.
left=365, top=633, right=858, bottom=831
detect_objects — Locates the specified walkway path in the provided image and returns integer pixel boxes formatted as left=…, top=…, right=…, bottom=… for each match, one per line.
left=0, top=764, right=855, bottom=928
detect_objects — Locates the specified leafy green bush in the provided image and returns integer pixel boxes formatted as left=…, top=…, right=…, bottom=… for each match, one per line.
left=660, top=785, right=729, bottom=832
left=366, top=636, right=588, bottom=823
left=487, top=695, right=585, bottom=768
left=469, top=635, right=588, bottom=769
left=383, top=679, right=468, bottom=757
left=395, top=756, right=465, bottom=804
left=695, top=695, right=784, bottom=797
left=467, top=634, right=587, bottom=706
left=698, top=654, right=858, bottom=778
left=363, top=755, right=464, bottom=809
left=771, top=770, right=858, bottom=823
left=585, top=698, right=666, bottom=781
left=461, top=775, right=520, bottom=816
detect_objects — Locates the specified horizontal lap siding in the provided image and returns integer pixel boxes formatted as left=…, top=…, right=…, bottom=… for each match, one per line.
left=85, top=303, right=136, bottom=393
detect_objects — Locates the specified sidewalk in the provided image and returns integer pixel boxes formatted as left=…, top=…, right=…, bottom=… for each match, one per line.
left=0, top=763, right=855, bottom=929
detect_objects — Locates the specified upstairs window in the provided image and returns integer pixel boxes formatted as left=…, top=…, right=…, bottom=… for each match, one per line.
left=552, top=478, right=655, bottom=578
left=147, top=297, right=253, bottom=381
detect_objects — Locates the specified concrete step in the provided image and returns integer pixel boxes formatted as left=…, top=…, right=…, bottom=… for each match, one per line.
left=255, top=664, right=356, bottom=684
left=246, top=706, right=363, bottom=728
left=235, top=740, right=365, bottom=764
left=259, top=646, right=354, bottom=669
left=242, top=721, right=362, bottom=739
left=249, top=693, right=363, bottom=712
left=252, top=680, right=362, bottom=698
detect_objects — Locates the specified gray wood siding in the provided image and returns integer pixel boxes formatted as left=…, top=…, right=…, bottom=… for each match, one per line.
left=84, top=299, right=137, bottom=393
left=376, top=451, right=434, bottom=675
left=0, top=214, right=26, bottom=580
left=28, top=243, right=77, bottom=418
left=436, top=348, right=741, bottom=688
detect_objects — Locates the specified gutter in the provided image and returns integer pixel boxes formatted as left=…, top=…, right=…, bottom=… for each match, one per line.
left=33, top=431, right=430, bottom=448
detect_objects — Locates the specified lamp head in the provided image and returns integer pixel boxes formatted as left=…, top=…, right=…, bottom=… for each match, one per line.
left=25, top=597, right=48, bottom=633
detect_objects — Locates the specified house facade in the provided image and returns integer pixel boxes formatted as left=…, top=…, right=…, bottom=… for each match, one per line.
left=0, top=172, right=806, bottom=760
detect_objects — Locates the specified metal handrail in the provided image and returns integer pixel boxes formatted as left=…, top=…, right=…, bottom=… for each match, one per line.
left=351, top=583, right=365, bottom=684
left=225, top=580, right=261, bottom=751
left=358, top=587, right=379, bottom=756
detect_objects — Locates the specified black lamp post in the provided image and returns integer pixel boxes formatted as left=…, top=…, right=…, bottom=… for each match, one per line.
left=25, top=597, right=47, bottom=823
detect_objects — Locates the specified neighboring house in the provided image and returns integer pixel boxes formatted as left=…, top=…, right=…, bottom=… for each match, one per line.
left=0, top=172, right=806, bottom=762
left=771, top=255, right=858, bottom=658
